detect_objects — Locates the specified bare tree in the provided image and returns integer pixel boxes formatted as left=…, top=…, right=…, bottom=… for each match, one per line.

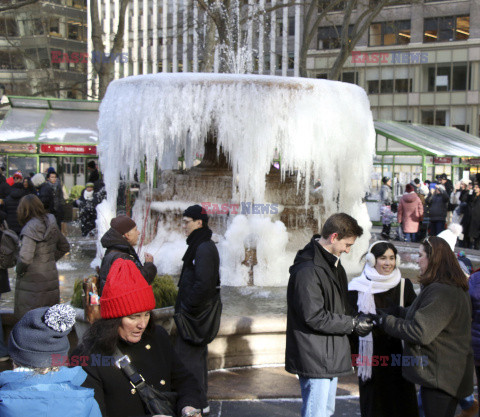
left=300, top=0, right=420, bottom=79
left=90, top=0, right=130, bottom=99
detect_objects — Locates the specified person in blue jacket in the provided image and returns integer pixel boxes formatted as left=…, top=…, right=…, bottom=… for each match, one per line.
left=0, top=303, right=101, bottom=417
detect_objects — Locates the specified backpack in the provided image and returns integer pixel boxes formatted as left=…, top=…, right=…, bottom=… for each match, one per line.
left=0, top=221, right=19, bottom=269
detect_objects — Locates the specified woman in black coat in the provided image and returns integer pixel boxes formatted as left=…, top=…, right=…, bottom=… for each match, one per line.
left=73, top=258, right=202, bottom=417
left=348, top=241, right=418, bottom=417
left=1, top=182, right=26, bottom=234
left=374, top=237, right=473, bottom=417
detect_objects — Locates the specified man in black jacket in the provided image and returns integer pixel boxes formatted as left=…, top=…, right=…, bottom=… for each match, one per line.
left=286, top=213, right=373, bottom=417
left=98, top=215, right=157, bottom=295
left=175, top=204, right=220, bottom=415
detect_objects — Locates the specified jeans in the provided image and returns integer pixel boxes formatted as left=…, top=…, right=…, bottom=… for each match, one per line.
left=405, top=233, right=416, bottom=242
left=299, top=377, right=338, bottom=417
left=0, top=294, right=7, bottom=357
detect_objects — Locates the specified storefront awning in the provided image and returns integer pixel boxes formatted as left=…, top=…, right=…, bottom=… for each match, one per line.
left=0, top=96, right=99, bottom=145
left=374, top=120, right=480, bottom=157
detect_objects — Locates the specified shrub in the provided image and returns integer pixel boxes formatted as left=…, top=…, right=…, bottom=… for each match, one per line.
left=71, top=278, right=84, bottom=308
left=152, top=275, right=178, bottom=308
left=70, top=274, right=178, bottom=311
left=67, top=185, right=85, bottom=203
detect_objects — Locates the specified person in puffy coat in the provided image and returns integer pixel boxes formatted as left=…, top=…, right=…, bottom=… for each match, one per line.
left=398, top=184, right=423, bottom=242
left=469, top=269, right=480, bottom=407
left=0, top=304, right=101, bottom=417
left=425, top=184, right=449, bottom=236
left=14, top=194, right=70, bottom=319
left=74, top=183, right=99, bottom=236
left=1, top=181, right=26, bottom=235
left=31, top=173, right=54, bottom=215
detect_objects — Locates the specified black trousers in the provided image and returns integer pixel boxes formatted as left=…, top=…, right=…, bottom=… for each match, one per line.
left=175, top=335, right=209, bottom=409
left=420, top=386, right=458, bottom=417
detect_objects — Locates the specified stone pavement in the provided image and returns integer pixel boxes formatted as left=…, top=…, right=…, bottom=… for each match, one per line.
left=207, top=365, right=361, bottom=416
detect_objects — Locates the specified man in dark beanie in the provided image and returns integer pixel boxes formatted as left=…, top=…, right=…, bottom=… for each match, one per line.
left=175, top=204, right=220, bottom=415
left=98, top=215, right=156, bottom=295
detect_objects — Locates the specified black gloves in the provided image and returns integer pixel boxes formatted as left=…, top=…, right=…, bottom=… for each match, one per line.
left=352, top=313, right=374, bottom=337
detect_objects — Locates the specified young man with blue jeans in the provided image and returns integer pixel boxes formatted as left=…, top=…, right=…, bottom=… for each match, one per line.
left=285, top=213, right=373, bottom=417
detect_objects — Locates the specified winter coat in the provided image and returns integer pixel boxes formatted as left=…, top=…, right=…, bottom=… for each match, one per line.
left=78, top=325, right=203, bottom=417
left=426, top=190, right=449, bottom=221
left=49, top=180, right=65, bottom=222
left=381, top=282, right=473, bottom=399
left=175, top=240, right=220, bottom=316
left=75, top=189, right=100, bottom=236
left=285, top=235, right=355, bottom=379
left=0, top=366, right=101, bottom=417
left=37, top=182, right=55, bottom=214
left=0, top=182, right=10, bottom=200
left=348, top=280, right=418, bottom=417
left=468, top=195, right=480, bottom=240
left=0, top=230, right=10, bottom=295
left=15, top=213, right=70, bottom=319
left=1, top=183, right=26, bottom=235
left=98, top=227, right=157, bottom=295
left=470, top=270, right=480, bottom=364
left=380, top=184, right=392, bottom=205
left=398, top=192, right=423, bottom=233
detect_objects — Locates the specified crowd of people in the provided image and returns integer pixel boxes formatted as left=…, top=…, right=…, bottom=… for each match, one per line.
left=380, top=174, right=480, bottom=248
left=0, top=163, right=477, bottom=417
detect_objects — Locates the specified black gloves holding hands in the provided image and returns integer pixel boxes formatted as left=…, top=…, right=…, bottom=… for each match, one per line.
left=352, top=314, right=374, bottom=337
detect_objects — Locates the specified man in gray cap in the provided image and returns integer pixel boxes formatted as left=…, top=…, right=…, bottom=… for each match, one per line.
left=175, top=204, right=220, bottom=415
left=98, top=215, right=156, bottom=295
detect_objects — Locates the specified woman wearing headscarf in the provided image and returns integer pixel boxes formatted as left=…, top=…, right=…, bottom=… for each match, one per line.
left=348, top=241, right=418, bottom=417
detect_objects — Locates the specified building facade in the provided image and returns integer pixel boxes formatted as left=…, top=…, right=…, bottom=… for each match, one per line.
left=0, top=0, right=88, bottom=99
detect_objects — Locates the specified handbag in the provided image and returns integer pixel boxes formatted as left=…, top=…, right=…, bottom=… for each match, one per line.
left=82, top=269, right=102, bottom=324
left=114, top=348, right=178, bottom=416
left=174, top=288, right=222, bottom=346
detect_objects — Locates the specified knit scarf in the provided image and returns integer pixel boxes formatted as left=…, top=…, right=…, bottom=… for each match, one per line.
left=348, top=264, right=401, bottom=381
left=181, top=226, right=213, bottom=273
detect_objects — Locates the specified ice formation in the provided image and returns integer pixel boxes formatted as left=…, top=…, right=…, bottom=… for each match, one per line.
left=97, top=73, right=376, bottom=284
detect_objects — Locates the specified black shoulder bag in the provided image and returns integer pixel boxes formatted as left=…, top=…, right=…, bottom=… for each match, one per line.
left=174, top=286, right=222, bottom=346
left=114, top=348, right=178, bottom=416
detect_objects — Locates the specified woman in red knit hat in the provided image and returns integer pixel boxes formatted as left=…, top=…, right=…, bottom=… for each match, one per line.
left=73, top=259, right=202, bottom=417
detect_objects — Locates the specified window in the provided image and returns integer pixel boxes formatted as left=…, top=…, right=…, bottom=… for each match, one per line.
left=288, top=53, right=294, bottom=70
left=380, top=79, right=394, bottom=93
left=316, top=73, right=328, bottom=79
left=342, top=72, right=357, bottom=84
left=0, top=18, right=18, bottom=37
left=421, top=110, right=446, bottom=126
left=318, top=0, right=345, bottom=12
left=427, top=64, right=470, bottom=92
left=49, top=18, right=60, bottom=36
left=395, top=78, right=411, bottom=93
left=369, top=21, right=410, bottom=46
left=288, top=16, right=295, bottom=36
left=317, top=25, right=352, bottom=50
left=368, top=80, right=379, bottom=94
left=424, top=16, right=469, bottom=43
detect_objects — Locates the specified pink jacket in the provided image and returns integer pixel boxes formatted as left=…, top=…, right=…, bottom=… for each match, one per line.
left=398, top=192, right=424, bottom=233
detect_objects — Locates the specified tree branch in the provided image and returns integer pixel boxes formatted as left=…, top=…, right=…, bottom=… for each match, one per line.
left=0, top=0, right=40, bottom=13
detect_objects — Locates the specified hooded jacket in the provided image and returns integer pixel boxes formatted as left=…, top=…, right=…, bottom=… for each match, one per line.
left=14, top=213, right=70, bottom=318
left=285, top=235, right=355, bottom=378
left=398, top=192, right=424, bottom=233
left=98, top=227, right=157, bottom=295
left=2, top=183, right=26, bottom=234
left=0, top=366, right=101, bottom=417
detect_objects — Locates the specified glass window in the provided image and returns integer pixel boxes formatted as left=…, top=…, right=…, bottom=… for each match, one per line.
left=452, top=64, right=467, bottom=91
left=395, top=78, right=411, bottom=93
left=368, top=80, right=379, bottom=94
left=423, top=15, right=469, bottom=43
left=380, top=79, right=394, bottom=93
left=421, top=110, right=446, bottom=126
left=288, top=16, right=295, bottom=36
left=342, top=72, right=357, bottom=84
left=8, top=157, right=37, bottom=178
left=369, top=21, right=410, bottom=46
left=318, top=25, right=353, bottom=50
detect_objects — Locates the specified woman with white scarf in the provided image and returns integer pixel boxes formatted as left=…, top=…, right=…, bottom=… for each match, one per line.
left=348, top=241, right=418, bottom=417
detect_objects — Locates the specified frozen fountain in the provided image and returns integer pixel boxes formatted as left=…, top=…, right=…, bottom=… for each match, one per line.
left=96, top=73, right=375, bottom=368
left=97, top=73, right=375, bottom=284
